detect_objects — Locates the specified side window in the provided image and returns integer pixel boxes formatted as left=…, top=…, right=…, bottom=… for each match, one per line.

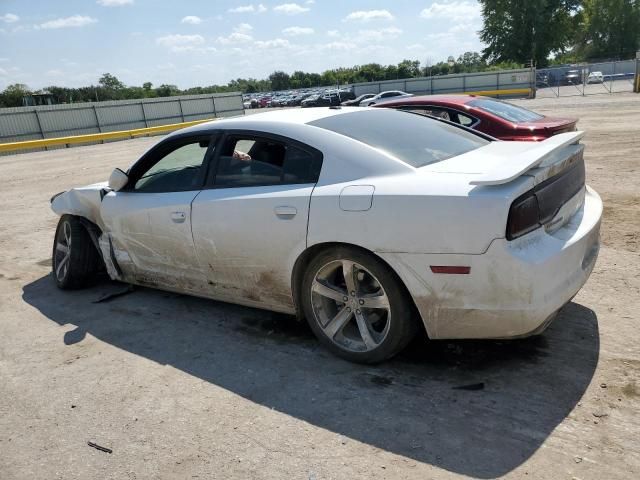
left=214, top=135, right=322, bottom=188
left=406, top=107, right=451, bottom=121
left=456, top=112, right=476, bottom=127
left=134, top=139, right=210, bottom=193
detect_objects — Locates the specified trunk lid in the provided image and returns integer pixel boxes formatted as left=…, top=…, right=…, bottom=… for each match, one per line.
left=515, top=117, right=578, bottom=137
left=426, top=131, right=585, bottom=186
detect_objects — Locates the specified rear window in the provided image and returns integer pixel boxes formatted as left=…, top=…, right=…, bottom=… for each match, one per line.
left=468, top=98, right=544, bottom=123
left=309, top=109, right=489, bottom=168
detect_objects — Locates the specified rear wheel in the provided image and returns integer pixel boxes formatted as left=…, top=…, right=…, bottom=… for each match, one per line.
left=52, top=215, right=101, bottom=289
left=301, top=247, right=417, bottom=364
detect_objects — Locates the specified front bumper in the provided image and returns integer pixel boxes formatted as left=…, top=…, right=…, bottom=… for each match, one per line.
left=379, top=186, right=602, bottom=340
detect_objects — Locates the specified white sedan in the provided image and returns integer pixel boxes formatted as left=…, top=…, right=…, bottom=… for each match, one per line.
left=587, top=71, right=604, bottom=84
left=359, top=90, right=411, bottom=107
left=50, top=107, right=602, bottom=363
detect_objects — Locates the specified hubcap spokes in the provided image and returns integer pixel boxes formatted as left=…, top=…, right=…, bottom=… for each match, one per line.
left=55, top=221, right=71, bottom=281
left=311, top=260, right=391, bottom=352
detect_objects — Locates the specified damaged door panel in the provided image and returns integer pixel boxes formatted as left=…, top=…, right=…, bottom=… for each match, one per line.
left=100, top=190, right=208, bottom=293
left=98, top=133, right=217, bottom=293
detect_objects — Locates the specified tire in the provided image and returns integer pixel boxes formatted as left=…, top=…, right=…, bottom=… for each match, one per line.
left=52, top=215, right=101, bottom=289
left=301, top=246, right=417, bottom=364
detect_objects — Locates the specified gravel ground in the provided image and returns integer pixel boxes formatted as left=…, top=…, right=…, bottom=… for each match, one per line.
left=0, top=93, right=639, bottom=480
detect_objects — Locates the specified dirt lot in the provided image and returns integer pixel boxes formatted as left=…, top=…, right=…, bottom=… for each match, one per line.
left=1, top=93, right=639, bottom=479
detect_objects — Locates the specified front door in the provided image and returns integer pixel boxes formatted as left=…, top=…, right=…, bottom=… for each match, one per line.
left=191, top=132, right=323, bottom=312
left=101, top=134, right=215, bottom=294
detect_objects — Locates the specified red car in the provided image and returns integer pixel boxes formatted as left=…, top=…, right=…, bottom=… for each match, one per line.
left=374, top=94, right=577, bottom=141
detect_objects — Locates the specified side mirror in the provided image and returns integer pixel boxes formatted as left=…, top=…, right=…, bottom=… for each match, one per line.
left=108, top=168, right=129, bottom=191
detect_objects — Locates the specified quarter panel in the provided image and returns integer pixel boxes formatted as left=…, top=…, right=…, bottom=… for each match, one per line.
left=308, top=172, right=530, bottom=255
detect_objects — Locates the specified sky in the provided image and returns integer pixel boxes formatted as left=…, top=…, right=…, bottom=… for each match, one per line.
left=0, top=0, right=484, bottom=90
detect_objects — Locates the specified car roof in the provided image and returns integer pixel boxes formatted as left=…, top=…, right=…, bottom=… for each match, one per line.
left=174, top=106, right=367, bottom=136
left=378, top=94, right=481, bottom=107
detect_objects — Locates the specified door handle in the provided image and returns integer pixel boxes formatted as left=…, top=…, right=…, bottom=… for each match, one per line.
left=171, top=211, right=186, bottom=223
left=274, top=206, right=297, bottom=218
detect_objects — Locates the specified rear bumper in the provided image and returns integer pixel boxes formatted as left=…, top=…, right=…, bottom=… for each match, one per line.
left=379, top=186, right=602, bottom=339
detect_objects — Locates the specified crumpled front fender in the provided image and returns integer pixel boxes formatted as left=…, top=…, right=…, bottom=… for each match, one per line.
left=50, top=182, right=109, bottom=230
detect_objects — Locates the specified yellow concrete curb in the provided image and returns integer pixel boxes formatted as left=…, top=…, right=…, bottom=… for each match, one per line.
left=0, top=118, right=215, bottom=153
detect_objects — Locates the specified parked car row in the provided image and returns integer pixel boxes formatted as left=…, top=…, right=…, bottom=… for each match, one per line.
left=301, top=89, right=355, bottom=108
left=536, top=68, right=607, bottom=87
left=243, top=88, right=355, bottom=109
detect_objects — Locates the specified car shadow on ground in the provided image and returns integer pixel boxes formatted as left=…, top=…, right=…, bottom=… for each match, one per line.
left=23, top=275, right=599, bottom=479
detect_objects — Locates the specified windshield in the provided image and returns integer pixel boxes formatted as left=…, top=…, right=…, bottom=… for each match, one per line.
left=467, top=98, right=544, bottom=123
left=309, top=109, right=489, bottom=168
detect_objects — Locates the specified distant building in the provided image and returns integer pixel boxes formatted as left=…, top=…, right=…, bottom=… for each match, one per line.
left=22, top=90, right=56, bottom=107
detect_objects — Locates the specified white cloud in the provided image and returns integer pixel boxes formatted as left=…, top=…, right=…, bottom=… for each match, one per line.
left=235, top=23, right=253, bottom=33
left=327, top=30, right=339, bottom=37
left=181, top=16, right=202, bottom=25
left=38, top=15, right=98, bottom=29
left=217, top=32, right=253, bottom=45
left=0, top=67, right=7, bottom=76
left=228, top=4, right=267, bottom=13
left=0, top=13, right=19, bottom=23
left=45, top=69, right=64, bottom=77
left=282, top=26, right=314, bottom=36
left=173, top=46, right=217, bottom=53
left=216, top=23, right=255, bottom=44
left=274, top=3, right=310, bottom=15
left=254, top=38, right=290, bottom=48
left=320, top=41, right=351, bottom=51
left=420, top=1, right=481, bottom=22
left=343, top=10, right=393, bottom=22
left=357, top=26, right=402, bottom=42
left=156, top=34, right=213, bottom=52
left=97, top=0, right=134, bottom=6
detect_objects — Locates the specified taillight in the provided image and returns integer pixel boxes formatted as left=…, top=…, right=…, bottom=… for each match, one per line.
left=506, top=192, right=540, bottom=240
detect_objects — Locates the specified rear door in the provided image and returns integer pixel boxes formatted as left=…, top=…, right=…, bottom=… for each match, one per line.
left=100, top=133, right=216, bottom=293
left=191, top=132, right=323, bottom=312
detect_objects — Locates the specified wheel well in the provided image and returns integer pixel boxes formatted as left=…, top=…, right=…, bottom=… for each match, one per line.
left=291, top=242, right=424, bottom=333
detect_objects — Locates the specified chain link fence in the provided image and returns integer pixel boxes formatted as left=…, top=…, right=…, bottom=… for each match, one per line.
left=536, top=59, right=638, bottom=98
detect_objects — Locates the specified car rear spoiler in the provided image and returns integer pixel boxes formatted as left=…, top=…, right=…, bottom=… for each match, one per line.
left=469, top=131, right=585, bottom=186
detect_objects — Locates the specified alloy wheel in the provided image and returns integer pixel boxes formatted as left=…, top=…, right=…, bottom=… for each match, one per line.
left=310, top=259, right=391, bottom=352
left=54, top=220, right=72, bottom=282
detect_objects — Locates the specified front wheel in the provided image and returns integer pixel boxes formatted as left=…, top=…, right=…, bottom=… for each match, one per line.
left=52, top=215, right=101, bottom=289
left=301, top=247, right=417, bottom=364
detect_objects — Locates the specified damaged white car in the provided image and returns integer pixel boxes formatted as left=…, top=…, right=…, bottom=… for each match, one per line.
left=51, top=107, right=602, bottom=363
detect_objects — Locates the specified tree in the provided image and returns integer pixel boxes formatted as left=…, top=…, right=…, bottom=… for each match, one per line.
left=579, top=0, right=640, bottom=59
left=0, top=83, right=31, bottom=107
left=98, top=73, right=125, bottom=91
left=155, top=84, right=179, bottom=97
left=457, top=52, right=486, bottom=71
left=396, top=59, right=421, bottom=78
left=269, top=71, right=291, bottom=91
left=479, top=0, right=580, bottom=66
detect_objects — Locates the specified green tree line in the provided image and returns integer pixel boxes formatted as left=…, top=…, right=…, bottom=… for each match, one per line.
left=0, top=54, right=508, bottom=107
